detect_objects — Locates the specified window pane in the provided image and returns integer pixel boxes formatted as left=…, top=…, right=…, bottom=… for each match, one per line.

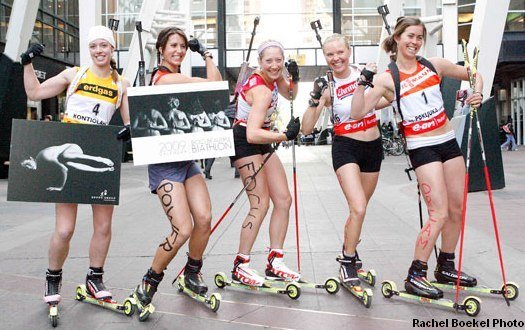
left=56, top=29, right=65, bottom=60
left=510, top=0, right=525, bottom=11
left=506, top=12, right=525, bottom=32
left=57, top=0, right=64, bottom=17
left=42, top=0, right=55, bottom=14
left=42, top=24, right=54, bottom=56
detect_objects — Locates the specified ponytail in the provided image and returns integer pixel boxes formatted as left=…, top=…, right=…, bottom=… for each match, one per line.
left=382, top=35, right=398, bottom=61
left=110, top=58, right=119, bottom=83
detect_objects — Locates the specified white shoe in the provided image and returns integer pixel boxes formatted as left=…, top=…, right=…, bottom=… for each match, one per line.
left=232, top=255, right=265, bottom=287
left=265, top=249, right=300, bottom=281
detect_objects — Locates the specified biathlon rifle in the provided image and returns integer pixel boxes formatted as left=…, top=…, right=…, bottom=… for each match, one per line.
left=235, top=16, right=260, bottom=95
left=310, top=19, right=323, bottom=48
left=135, top=21, right=146, bottom=87
left=377, top=5, right=392, bottom=35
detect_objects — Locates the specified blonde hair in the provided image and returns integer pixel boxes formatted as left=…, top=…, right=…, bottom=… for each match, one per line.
left=382, top=16, right=427, bottom=60
left=322, top=34, right=350, bottom=51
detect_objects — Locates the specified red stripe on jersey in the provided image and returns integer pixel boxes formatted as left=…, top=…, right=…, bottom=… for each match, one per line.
left=334, top=114, right=377, bottom=135
left=403, top=110, right=447, bottom=135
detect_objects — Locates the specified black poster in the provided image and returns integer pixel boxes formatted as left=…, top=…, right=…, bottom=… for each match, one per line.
left=7, top=120, right=122, bottom=205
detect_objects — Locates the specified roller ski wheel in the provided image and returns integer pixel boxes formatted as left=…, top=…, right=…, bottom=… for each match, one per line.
left=357, top=269, right=377, bottom=287
left=75, top=284, right=133, bottom=316
left=324, top=277, right=340, bottom=294
left=48, top=304, right=59, bottom=328
left=381, top=280, right=482, bottom=317
left=502, top=282, right=519, bottom=301
left=123, top=298, right=137, bottom=317
left=341, top=281, right=373, bottom=308
left=176, top=275, right=222, bottom=312
left=286, top=283, right=301, bottom=300
left=463, top=296, right=482, bottom=317
left=130, top=291, right=155, bottom=322
left=214, top=272, right=301, bottom=300
left=381, top=280, right=396, bottom=298
left=432, top=280, right=519, bottom=301
left=214, top=272, right=227, bottom=289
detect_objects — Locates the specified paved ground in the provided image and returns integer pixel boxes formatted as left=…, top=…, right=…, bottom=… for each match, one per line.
left=0, top=145, right=524, bottom=329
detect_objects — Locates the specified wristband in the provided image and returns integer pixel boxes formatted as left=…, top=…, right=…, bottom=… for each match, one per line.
left=202, top=51, right=213, bottom=60
left=308, top=98, right=320, bottom=107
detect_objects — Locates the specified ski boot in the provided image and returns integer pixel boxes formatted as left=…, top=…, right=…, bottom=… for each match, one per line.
left=337, top=253, right=372, bottom=308
left=44, top=269, right=62, bottom=327
left=184, top=256, right=208, bottom=295
left=405, top=260, right=443, bottom=299
left=432, top=252, right=519, bottom=301
left=380, top=260, right=482, bottom=317
left=76, top=267, right=135, bottom=317
left=434, top=251, right=477, bottom=287
left=265, top=249, right=301, bottom=282
left=353, top=251, right=378, bottom=286
left=131, top=268, right=164, bottom=321
left=85, top=267, right=112, bottom=299
left=265, top=249, right=338, bottom=295
left=214, top=254, right=301, bottom=300
left=174, top=256, right=221, bottom=312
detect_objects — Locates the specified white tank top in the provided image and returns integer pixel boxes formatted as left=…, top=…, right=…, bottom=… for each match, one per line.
left=395, top=62, right=447, bottom=135
left=235, top=73, right=278, bottom=129
left=330, top=67, right=377, bottom=135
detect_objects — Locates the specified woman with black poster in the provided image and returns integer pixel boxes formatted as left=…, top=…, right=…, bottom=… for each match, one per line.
left=21, top=26, right=130, bottom=306
left=130, top=26, right=221, bottom=315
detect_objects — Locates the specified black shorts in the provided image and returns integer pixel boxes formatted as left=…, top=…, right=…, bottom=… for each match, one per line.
left=408, top=138, right=464, bottom=169
left=331, top=135, right=383, bottom=172
left=230, top=125, right=273, bottom=162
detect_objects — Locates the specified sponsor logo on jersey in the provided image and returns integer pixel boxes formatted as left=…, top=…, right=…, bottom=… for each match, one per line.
left=400, top=66, right=437, bottom=95
left=77, top=83, right=117, bottom=99
left=336, top=80, right=358, bottom=99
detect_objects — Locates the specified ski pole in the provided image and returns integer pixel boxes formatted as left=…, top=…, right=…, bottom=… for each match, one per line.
left=173, top=151, right=275, bottom=282
left=456, top=41, right=509, bottom=306
left=289, top=75, right=301, bottom=273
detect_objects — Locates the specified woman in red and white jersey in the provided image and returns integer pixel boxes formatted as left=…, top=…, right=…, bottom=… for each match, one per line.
left=352, top=17, right=483, bottom=300
left=302, top=34, right=385, bottom=288
left=230, top=40, right=301, bottom=287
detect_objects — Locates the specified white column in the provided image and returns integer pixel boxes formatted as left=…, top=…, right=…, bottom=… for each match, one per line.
left=421, top=0, right=438, bottom=58
left=442, top=0, right=458, bottom=63
left=4, top=0, right=39, bottom=62
left=465, top=0, right=510, bottom=100
left=79, top=0, right=102, bottom=66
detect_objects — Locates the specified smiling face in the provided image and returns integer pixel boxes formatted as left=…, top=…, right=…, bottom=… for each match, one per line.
left=88, top=39, right=113, bottom=67
left=160, top=33, right=188, bottom=70
left=394, top=24, right=425, bottom=59
left=258, top=46, right=284, bottom=82
left=323, top=38, right=351, bottom=77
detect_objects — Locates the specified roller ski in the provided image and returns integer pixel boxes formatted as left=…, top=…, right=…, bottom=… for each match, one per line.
left=75, top=284, right=136, bottom=316
left=130, top=268, right=164, bottom=322
left=175, top=275, right=221, bottom=312
left=44, top=269, right=61, bottom=327
left=173, top=256, right=221, bottom=312
left=264, top=249, right=340, bottom=294
left=381, top=260, right=481, bottom=317
left=432, top=252, right=519, bottom=301
left=76, top=267, right=136, bottom=316
left=214, top=254, right=301, bottom=300
left=337, top=253, right=373, bottom=308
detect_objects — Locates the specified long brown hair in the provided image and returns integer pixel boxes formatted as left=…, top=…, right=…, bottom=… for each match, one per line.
left=382, top=16, right=427, bottom=60
left=109, top=58, right=118, bottom=82
left=155, top=27, right=188, bottom=66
